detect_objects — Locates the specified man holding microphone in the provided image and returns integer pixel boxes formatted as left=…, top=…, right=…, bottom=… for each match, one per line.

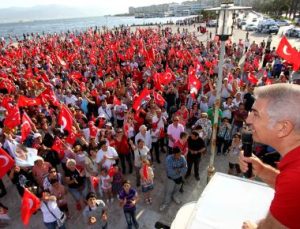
left=240, top=84, right=300, bottom=229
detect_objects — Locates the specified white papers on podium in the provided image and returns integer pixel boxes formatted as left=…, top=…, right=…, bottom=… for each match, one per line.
left=171, top=173, right=274, bottom=229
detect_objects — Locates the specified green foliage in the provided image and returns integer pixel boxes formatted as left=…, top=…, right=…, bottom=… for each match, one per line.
left=201, top=10, right=217, bottom=20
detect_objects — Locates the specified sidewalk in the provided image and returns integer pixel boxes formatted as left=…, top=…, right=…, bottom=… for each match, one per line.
left=1, top=152, right=229, bottom=229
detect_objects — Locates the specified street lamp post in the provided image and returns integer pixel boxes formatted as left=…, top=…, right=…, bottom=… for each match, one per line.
left=205, top=1, right=251, bottom=183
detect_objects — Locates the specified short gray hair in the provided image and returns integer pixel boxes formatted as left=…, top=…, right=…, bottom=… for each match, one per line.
left=254, top=83, right=300, bottom=131
left=66, top=159, right=76, bottom=167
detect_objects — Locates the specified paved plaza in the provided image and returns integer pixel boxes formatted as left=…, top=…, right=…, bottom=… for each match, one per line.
left=1, top=23, right=299, bottom=229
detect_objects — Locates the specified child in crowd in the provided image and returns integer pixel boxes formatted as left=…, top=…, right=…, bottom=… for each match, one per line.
left=139, top=160, right=154, bottom=204
left=227, top=133, right=242, bottom=176
left=112, top=165, right=123, bottom=198
left=100, top=168, right=113, bottom=203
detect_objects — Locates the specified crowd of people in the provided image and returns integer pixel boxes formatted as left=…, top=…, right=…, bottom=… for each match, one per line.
left=0, top=22, right=294, bottom=228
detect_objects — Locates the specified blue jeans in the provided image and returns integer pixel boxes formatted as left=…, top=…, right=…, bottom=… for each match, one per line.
left=124, top=209, right=139, bottom=229
left=44, top=221, right=66, bottom=229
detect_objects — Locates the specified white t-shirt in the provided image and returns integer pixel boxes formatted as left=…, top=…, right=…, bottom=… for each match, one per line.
left=96, top=146, right=118, bottom=169
left=135, top=131, right=152, bottom=150
left=114, top=104, right=128, bottom=120
left=41, top=200, right=63, bottom=223
left=98, top=105, right=113, bottom=120
left=167, top=123, right=185, bottom=147
left=64, top=94, right=78, bottom=106
left=133, top=146, right=149, bottom=167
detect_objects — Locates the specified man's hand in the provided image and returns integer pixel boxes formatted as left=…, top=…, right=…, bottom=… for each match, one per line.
left=242, top=221, right=257, bottom=229
left=239, top=152, right=265, bottom=177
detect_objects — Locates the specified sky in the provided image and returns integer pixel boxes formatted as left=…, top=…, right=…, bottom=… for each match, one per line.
left=0, top=0, right=186, bottom=14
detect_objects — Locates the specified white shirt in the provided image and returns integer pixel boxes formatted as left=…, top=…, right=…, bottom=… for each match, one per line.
left=114, top=104, right=128, bottom=120
left=64, top=94, right=78, bottom=106
left=135, top=131, right=152, bottom=150
left=82, top=128, right=100, bottom=144
left=167, top=123, right=185, bottom=147
left=98, top=105, right=113, bottom=120
left=222, top=102, right=234, bottom=119
left=96, top=146, right=118, bottom=169
left=41, top=200, right=63, bottom=223
left=133, top=146, right=149, bottom=167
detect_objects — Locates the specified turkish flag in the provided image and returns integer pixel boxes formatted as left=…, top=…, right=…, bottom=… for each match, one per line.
left=108, top=166, right=116, bottom=177
left=38, top=88, right=60, bottom=106
left=0, top=148, right=14, bottom=179
left=153, top=91, right=165, bottom=107
left=276, top=36, right=298, bottom=64
left=69, top=72, right=82, bottom=81
left=18, top=96, right=42, bottom=107
left=51, top=137, right=65, bottom=158
left=132, top=88, right=151, bottom=111
left=0, top=78, right=16, bottom=94
left=153, top=72, right=162, bottom=91
left=105, top=78, right=119, bottom=88
left=1, top=95, right=13, bottom=110
left=113, top=96, right=121, bottom=105
left=188, top=72, right=201, bottom=97
left=21, top=188, right=41, bottom=225
left=248, top=72, right=258, bottom=85
left=21, top=112, right=35, bottom=142
left=90, top=176, right=99, bottom=189
left=4, top=106, right=21, bottom=129
left=58, top=105, right=73, bottom=133
left=160, top=68, right=174, bottom=85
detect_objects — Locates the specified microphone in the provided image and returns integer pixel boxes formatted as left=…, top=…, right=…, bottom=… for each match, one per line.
left=242, top=130, right=253, bottom=178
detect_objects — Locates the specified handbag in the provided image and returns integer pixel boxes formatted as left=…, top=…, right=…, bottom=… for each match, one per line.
left=44, top=201, right=66, bottom=227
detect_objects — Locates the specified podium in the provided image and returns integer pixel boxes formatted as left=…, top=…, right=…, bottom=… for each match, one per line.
left=171, top=173, right=274, bottom=229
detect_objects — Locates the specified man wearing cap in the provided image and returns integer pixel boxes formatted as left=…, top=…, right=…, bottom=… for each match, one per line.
left=98, top=100, right=114, bottom=123
left=83, top=192, right=108, bottom=229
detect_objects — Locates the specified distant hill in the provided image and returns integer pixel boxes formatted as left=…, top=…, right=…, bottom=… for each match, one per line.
left=0, top=5, right=105, bottom=23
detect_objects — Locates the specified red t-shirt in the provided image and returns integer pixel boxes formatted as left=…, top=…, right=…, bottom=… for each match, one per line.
left=270, top=146, right=300, bottom=229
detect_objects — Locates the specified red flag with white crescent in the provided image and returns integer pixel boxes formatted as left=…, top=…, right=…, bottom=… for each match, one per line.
left=21, top=112, right=35, bottom=142
left=153, top=91, right=165, bottom=107
left=58, top=105, right=73, bottom=133
left=38, top=88, right=60, bottom=106
left=0, top=148, right=14, bottom=179
left=18, top=96, right=42, bottom=107
left=4, top=106, right=21, bottom=129
left=276, top=36, right=298, bottom=64
left=21, top=189, right=41, bottom=225
left=132, top=88, right=151, bottom=111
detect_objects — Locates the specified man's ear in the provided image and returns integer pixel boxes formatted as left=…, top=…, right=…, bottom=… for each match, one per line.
left=276, top=120, right=294, bottom=138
